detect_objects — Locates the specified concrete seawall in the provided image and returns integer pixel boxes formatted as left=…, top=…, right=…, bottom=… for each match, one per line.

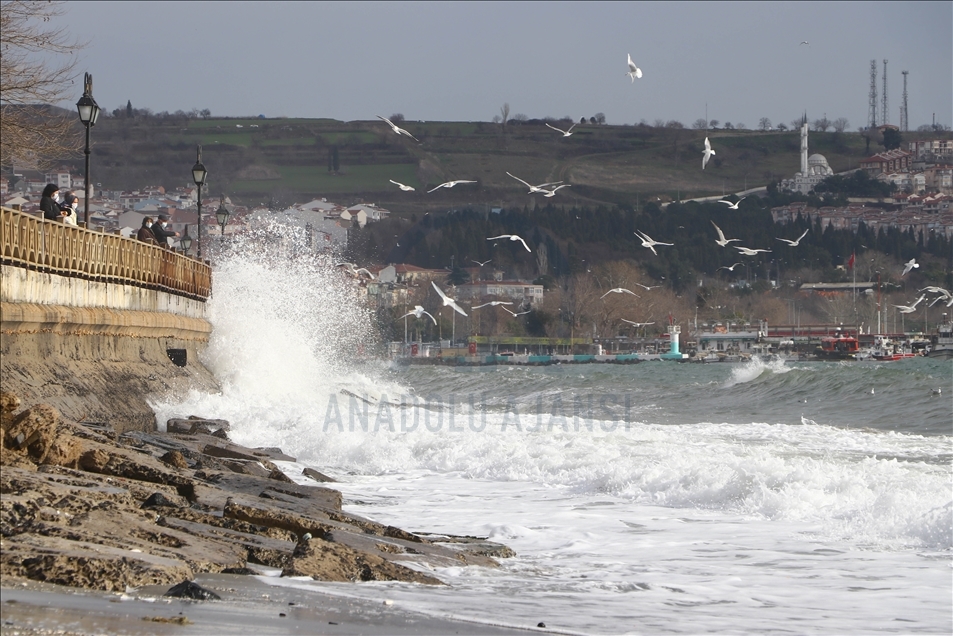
left=1, top=265, right=220, bottom=433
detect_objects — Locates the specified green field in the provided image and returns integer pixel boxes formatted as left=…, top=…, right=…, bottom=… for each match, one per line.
left=228, top=163, right=421, bottom=194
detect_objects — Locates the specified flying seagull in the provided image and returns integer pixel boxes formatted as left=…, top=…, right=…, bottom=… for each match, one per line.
left=472, top=301, right=513, bottom=310
left=431, top=281, right=468, bottom=317
left=376, top=115, right=419, bottom=142
left=389, top=179, right=415, bottom=191
left=735, top=246, right=771, bottom=256
left=718, top=197, right=746, bottom=210
left=336, top=262, right=375, bottom=279
left=601, top=288, right=641, bottom=299
left=711, top=221, right=741, bottom=247
left=717, top=262, right=743, bottom=272
left=626, top=53, right=643, bottom=82
left=901, top=258, right=918, bottom=276
left=540, top=184, right=571, bottom=198
left=427, top=180, right=477, bottom=193
left=487, top=234, right=531, bottom=252
left=621, top=319, right=655, bottom=327
left=545, top=122, right=577, bottom=137
left=800, top=41, right=809, bottom=45
left=506, top=171, right=563, bottom=194
left=894, top=296, right=925, bottom=314
left=633, top=283, right=661, bottom=290
left=502, top=307, right=531, bottom=317
left=400, top=305, right=437, bottom=325
left=776, top=228, right=810, bottom=246
left=472, top=259, right=492, bottom=267
left=634, top=230, right=673, bottom=256
left=702, top=137, right=715, bottom=170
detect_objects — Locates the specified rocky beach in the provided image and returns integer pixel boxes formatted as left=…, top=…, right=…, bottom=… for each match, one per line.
left=0, top=390, right=530, bottom=635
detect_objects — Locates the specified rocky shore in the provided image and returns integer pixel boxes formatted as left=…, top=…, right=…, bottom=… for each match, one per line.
left=1, top=390, right=514, bottom=602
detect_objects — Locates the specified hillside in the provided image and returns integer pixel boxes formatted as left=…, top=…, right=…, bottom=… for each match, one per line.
left=54, top=115, right=916, bottom=211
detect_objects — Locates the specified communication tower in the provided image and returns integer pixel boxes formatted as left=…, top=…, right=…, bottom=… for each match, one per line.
left=868, top=60, right=878, bottom=129
left=881, top=59, right=889, bottom=126
left=901, top=71, right=909, bottom=131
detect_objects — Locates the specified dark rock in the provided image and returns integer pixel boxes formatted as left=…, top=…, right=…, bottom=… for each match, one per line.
left=211, top=428, right=229, bottom=440
left=221, top=567, right=258, bottom=575
left=537, top=622, right=546, bottom=628
left=164, top=580, right=221, bottom=600
left=165, top=419, right=194, bottom=434
left=160, top=450, right=189, bottom=469
left=281, top=536, right=443, bottom=585
left=302, top=467, right=336, bottom=483
left=384, top=525, right=426, bottom=543
left=268, top=468, right=294, bottom=483
left=141, top=492, right=181, bottom=509
left=202, top=444, right=262, bottom=463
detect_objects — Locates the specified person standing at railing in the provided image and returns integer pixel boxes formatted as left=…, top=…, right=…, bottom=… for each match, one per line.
left=151, top=214, right=178, bottom=249
left=40, top=183, right=62, bottom=221
left=60, top=193, right=79, bottom=226
left=137, top=216, right=159, bottom=245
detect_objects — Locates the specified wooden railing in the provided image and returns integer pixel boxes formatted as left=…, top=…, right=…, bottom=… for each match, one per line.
left=1, top=207, right=211, bottom=300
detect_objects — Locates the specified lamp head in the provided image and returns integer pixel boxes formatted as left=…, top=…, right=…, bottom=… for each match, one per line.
left=192, top=145, right=207, bottom=186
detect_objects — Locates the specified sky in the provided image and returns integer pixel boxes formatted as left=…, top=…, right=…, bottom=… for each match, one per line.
left=51, top=1, right=951, bottom=130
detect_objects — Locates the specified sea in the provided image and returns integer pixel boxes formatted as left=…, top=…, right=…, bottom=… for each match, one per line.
left=153, top=236, right=952, bottom=635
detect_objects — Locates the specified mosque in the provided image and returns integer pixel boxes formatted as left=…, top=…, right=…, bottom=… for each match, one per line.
left=779, top=123, right=834, bottom=194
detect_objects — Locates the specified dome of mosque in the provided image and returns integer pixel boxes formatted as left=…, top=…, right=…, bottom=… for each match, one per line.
left=807, top=154, right=833, bottom=176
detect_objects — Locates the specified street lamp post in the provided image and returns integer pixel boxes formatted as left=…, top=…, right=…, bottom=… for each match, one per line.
left=191, top=146, right=208, bottom=259
left=215, top=195, right=230, bottom=235
left=75, top=72, right=100, bottom=227
left=180, top=226, right=193, bottom=255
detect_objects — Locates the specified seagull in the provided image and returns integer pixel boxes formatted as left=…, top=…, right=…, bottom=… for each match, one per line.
left=633, top=283, right=661, bottom=290
left=472, top=259, right=492, bottom=267
left=427, top=180, right=477, bottom=193
left=389, top=179, right=415, bottom=191
left=400, top=305, right=437, bottom=325
left=894, top=296, right=925, bottom=314
left=502, top=307, right=531, bottom=317
left=376, top=115, right=419, bottom=142
left=776, top=228, right=810, bottom=246
left=800, top=41, right=809, bottom=45
left=431, top=281, right=468, bottom=317
left=901, top=258, right=918, bottom=276
left=601, top=288, right=640, bottom=299
left=487, top=234, right=531, bottom=252
left=735, top=246, right=771, bottom=256
left=718, top=197, right=746, bottom=210
left=634, top=230, right=673, bottom=256
left=621, top=319, right=654, bottom=327
left=545, top=122, right=577, bottom=137
left=626, top=53, right=642, bottom=82
left=506, top=171, right=563, bottom=194
left=336, top=262, right=375, bottom=279
left=540, top=184, right=571, bottom=197
left=711, top=221, right=741, bottom=247
left=472, top=301, right=513, bottom=310
left=717, top=262, right=743, bottom=272
left=702, top=137, right=715, bottom=170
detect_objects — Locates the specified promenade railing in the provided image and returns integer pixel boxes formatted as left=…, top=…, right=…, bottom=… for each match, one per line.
left=1, top=207, right=211, bottom=301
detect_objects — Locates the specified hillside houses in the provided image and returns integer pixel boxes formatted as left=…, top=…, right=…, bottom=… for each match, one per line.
left=771, top=199, right=953, bottom=239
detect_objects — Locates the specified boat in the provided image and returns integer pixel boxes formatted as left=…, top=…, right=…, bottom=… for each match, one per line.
left=927, top=321, right=953, bottom=359
left=815, top=335, right=860, bottom=360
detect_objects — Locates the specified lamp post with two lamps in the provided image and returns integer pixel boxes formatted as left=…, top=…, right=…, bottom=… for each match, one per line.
left=215, top=195, right=230, bottom=235
left=75, top=72, right=100, bottom=227
left=191, top=146, right=208, bottom=259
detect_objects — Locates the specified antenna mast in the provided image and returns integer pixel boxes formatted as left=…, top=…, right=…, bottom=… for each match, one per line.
left=881, top=59, right=889, bottom=126
left=901, top=70, right=909, bottom=132
left=868, top=60, right=878, bottom=129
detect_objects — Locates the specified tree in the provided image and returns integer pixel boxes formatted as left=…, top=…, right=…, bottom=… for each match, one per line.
left=594, top=112, right=606, bottom=125
left=708, top=119, right=719, bottom=129
left=500, top=103, right=510, bottom=129
left=390, top=113, right=404, bottom=123
left=691, top=118, right=708, bottom=130
left=723, top=122, right=733, bottom=130
left=777, top=123, right=788, bottom=131
left=512, top=113, right=528, bottom=123
left=492, top=115, right=501, bottom=124
left=812, top=116, right=831, bottom=132
left=790, top=117, right=804, bottom=130
left=0, top=0, right=84, bottom=170
left=652, top=119, right=665, bottom=128
left=882, top=128, right=902, bottom=151
left=665, top=120, right=684, bottom=129
left=758, top=117, right=772, bottom=131
left=832, top=117, right=849, bottom=133
left=126, top=100, right=133, bottom=118
left=736, top=122, right=747, bottom=130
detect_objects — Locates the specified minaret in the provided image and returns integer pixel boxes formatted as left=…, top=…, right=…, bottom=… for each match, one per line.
left=800, top=123, right=809, bottom=174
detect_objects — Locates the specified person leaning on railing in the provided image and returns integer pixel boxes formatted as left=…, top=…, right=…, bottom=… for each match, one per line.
left=137, top=216, right=159, bottom=245
left=151, top=214, right=178, bottom=249
left=40, top=183, right=61, bottom=221
left=60, top=192, right=79, bottom=226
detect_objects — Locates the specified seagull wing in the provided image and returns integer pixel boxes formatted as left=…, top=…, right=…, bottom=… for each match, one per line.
left=705, top=137, right=712, bottom=152
left=796, top=228, right=810, bottom=242
left=545, top=123, right=565, bottom=134
left=396, top=126, right=420, bottom=142
left=776, top=237, right=796, bottom=245
left=421, top=311, right=437, bottom=325
left=448, top=299, right=468, bottom=317
left=717, top=200, right=733, bottom=206
left=566, top=123, right=576, bottom=133
left=711, top=221, right=728, bottom=242
left=487, top=235, right=512, bottom=241
left=376, top=115, right=394, bottom=127
left=506, top=172, right=533, bottom=189
left=627, top=53, right=637, bottom=72
left=431, top=281, right=449, bottom=301
left=514, top=236, right=532, bottom=252
left=427, top=182, right=448, bottom=193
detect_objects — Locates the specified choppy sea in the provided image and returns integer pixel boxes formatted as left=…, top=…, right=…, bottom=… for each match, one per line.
left=154, top=242, right=952, bottom=634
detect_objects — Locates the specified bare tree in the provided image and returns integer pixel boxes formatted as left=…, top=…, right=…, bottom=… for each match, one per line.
left=790, top=118, right=805, bottom=130
left=758, top=117, right=772, bottom=131
left=0, top=0, right=85, bottom=170
left=500, top=103, right=510, bottom=129
left=512, top=113, right=528, bottom=123
left=708, top=119, right=719, bottom=129
left=691, top=118, right=708, bottom=130
left=832, top=117, right=850, bottom=133
left=652, top=118, right=666, bottom=128
left=812, top=116, right=831, bottom=132
left=594, top=112, right=605, bottom=125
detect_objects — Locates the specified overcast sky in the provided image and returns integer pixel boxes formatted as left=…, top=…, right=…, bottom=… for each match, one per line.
left=57, top=1, right=951, bottom=129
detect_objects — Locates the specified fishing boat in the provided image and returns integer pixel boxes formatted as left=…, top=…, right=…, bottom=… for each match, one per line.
left=815, top=335, right=860, bottom=360
left=927, top=321, right=953, bottom=359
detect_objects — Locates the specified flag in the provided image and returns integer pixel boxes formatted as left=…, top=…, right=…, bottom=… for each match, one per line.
left=847, top=252, right=855, bottom=270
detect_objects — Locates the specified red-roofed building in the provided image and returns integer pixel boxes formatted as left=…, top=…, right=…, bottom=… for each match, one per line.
left=859, top=149, right=912, bottom=177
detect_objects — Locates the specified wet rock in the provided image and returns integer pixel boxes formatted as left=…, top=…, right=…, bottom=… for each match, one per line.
left=383, top=525, right=426, bottom=543
left=166, top=419, right=194, bottom=434
left=221, top=566, right=258, bottom=575
left=211, top=428, right=229, bottom=440
left=282, top=536, right=444, bottom=585
left=141, top=492, right=182, bottom=509
left=302, top=467, right=336, bottom=483
left=164, top=580, right=221, bottom=600
left=268, top=467, right=295, bottom=483
left=160, top=450, right=189, bottom=469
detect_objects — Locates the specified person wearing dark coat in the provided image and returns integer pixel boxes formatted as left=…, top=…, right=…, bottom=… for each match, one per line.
left=40, top=183, right=61, bottom=221
left=151, top=214, right=178, bottom=249
left=137, top=217, right=158, bottom=245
